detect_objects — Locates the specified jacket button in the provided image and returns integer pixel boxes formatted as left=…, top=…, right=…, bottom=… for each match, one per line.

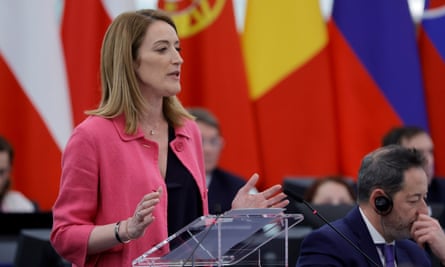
left=174, top=142, right=184, bottom=152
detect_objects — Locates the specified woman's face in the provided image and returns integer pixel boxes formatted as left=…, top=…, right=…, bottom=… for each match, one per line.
left=134, top=20, right=183, bottom=97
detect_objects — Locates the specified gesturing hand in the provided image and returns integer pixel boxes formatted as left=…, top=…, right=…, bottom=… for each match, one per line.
left=125, top=187, right=162, bottom=240
left=231, top=173, right=289, bottom=210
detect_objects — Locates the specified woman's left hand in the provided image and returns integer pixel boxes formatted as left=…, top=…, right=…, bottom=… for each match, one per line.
left=231, top=173, right=289, bottom=210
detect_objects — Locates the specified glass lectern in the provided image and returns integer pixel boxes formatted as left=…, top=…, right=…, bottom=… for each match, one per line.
left=133, top=208, right=304, bottom=266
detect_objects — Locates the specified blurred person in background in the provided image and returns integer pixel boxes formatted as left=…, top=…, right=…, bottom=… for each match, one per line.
left=0, top=135, right=36, bottom=212
left=303, top=176, right=356, bottom=205
left=382, top=126, right=445, bottom=204
left=188, top=107, right=257, bottom=214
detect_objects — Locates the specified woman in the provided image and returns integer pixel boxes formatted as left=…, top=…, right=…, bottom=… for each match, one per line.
left=303, top=176, right=356, bottom=205
left=50, top=9, right=288, bottom=267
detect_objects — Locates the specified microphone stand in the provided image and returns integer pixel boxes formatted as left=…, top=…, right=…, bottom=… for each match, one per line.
left=181, top=213, right=223, bottom=267
left=284, top=190, right=380, bottom=267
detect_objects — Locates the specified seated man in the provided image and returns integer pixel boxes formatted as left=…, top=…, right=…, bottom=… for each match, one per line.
left=0, top=136, right=36, bottom=212
left=297, top=145, right=432, bottom=266
left=188, top=107, right=254, bottom=214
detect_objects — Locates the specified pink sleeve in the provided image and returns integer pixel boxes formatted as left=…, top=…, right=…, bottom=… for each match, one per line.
left=50, top=127, right=99, bottom=266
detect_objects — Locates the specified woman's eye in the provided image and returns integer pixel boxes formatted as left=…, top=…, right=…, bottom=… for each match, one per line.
left=157, top=47, right=167, bottom=53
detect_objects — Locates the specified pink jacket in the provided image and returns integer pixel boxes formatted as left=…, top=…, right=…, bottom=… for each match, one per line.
left=50, top=115, right=208, bottom=267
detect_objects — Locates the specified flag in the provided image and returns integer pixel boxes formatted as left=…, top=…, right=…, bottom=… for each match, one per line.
left=0, top=1, right=72, bottom=210
left=62, top=0, right=135, bottom=126
left=0, top=0, right=135, bottom=211
left=158, top=0, right=261, bottom=180
left=419, top=0, right=445, bottom=177
left=242, top=0, right=339, bottom=187
left=329, top=0, right=428, bottom=177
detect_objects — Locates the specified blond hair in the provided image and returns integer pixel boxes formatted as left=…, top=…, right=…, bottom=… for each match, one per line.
left=87, top=9, right=192, bottom=134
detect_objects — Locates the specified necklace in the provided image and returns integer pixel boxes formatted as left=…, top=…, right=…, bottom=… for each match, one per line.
left=142, top=123, right=159, bottom=136
left=141, top=118, right=164, bottom=136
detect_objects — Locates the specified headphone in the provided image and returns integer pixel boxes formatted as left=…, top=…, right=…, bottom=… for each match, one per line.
left=374, top=193, right=393, bottom=216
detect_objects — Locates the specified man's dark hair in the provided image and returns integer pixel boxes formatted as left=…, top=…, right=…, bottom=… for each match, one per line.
left=357, top=145, right=425, bottom=202
left=382, top=126, right=427, bottom=147
left=187, top=107, right=220, bottom=132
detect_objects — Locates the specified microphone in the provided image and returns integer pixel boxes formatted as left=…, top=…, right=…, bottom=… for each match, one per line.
left=284, top=189, right=380, bottom=267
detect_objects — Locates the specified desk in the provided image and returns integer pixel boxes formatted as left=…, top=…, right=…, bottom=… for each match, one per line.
left=0, top=235, right=17, bottom=267
left=0, top=212, right=54, bottom=266
left=14, top=229, right=70, bottom=267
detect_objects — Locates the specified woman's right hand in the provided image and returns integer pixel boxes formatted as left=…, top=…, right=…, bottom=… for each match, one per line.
left=125, top=187, right=162, bottom=240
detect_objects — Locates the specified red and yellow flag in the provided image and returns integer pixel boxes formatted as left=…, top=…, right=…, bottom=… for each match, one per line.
left=242, top=0, right=339, bottom=187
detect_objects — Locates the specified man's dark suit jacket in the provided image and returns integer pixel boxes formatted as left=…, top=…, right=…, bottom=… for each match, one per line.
left=207, top=168, right=246, bottom=214
left=296, top=206, right=431, bottom=267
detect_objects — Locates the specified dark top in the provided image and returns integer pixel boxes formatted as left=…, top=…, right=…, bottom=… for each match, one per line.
left=166, top=126, right=202, bottom=238
left=426, top=177, right=445, bottom=267
left=427, top=177, right=445, bottom=204
left=208, top=168, right=246, bottom=214
left=0, top=212, right=52, bottom=235
left=427, top=177, right=445, bottom=228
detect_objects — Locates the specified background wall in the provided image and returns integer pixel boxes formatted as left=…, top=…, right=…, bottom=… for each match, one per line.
left=1, top=0, right=443, bottom=211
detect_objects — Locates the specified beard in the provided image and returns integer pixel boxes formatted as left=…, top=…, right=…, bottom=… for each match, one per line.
left=381, top=213, right=413, bottom=241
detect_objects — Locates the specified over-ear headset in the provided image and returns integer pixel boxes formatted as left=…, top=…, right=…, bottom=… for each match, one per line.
left=374, top=194, right=393, bottom=216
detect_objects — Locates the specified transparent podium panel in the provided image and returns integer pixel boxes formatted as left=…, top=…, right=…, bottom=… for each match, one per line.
left=133, top=208, right=304, bottom=267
